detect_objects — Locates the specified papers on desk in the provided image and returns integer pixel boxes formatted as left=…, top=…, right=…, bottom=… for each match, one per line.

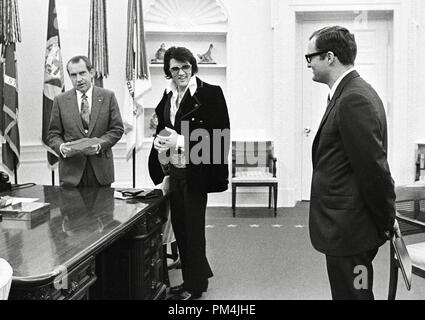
left=114, top=188, right=162, bottom=200
left=0, top=196, right=39, bottom=208
left=114, top=191, right=133, bottom=200
left=11, top=197, right=39, bottom=205
left=114, top=188, right=147, bottom=200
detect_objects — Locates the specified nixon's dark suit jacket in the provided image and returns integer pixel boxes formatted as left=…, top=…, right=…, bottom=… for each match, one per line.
left=148, top=77, right=230, bottom=193
left=47, top=87, right=124, bottom=187
left=309, top=70, right=396, bottom=257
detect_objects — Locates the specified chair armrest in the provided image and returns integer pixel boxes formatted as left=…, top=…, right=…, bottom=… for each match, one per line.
left=396, top=211, right=425, bottom=237
left=396, top=212, right=425, bottom=229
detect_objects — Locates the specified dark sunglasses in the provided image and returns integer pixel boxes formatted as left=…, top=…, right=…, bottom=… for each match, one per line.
left=170, top=64, right=192, bottom=74
left=305, top=51, right=329, bottom=63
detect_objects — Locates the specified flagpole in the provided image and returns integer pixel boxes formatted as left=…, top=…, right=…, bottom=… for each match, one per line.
left=133, top=149, right=136, bottom=188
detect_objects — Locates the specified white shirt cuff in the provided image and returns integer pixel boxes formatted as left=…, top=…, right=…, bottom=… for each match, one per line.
left=59, top=143, right=67, bottom=158
left=176, top=135, right=185, bottom=151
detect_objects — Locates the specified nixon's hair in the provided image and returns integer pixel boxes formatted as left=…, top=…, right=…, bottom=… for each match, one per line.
left=66, top=56, right=93, bottom=73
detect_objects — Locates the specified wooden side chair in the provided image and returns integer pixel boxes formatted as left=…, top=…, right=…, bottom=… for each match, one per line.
left=231, top=141, right=278, bottom=217
left=388, top=197, right=425, bottom=300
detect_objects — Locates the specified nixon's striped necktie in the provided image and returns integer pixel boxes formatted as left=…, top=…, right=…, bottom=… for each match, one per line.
left=81, top=94, right=90, bottom=130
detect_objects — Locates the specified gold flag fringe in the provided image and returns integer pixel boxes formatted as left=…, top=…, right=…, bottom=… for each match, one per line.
left=0, top=0, right=22, bottom=45
left=126, top=0, right=149, bottom=81
left=89, top=0, right=109, bottom=80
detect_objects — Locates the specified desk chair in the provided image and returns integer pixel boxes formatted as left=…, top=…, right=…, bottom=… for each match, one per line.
left=388, top=198, right=425, bottom=300
left=231, top=141, right=278, bottom=217
left=0, top=258, right=13, bottom=300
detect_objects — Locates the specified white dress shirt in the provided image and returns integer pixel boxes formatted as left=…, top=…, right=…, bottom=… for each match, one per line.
left=329, top=67, right=356, bottom=100
left=60, top=86, right=100, bottom=157
left=165, top=76, right=198, bottom=150
left=76, top=86, right=93, bottom=114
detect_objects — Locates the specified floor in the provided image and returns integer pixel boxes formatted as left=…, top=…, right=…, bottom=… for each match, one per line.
left=167, top=203, right=425, bottom=300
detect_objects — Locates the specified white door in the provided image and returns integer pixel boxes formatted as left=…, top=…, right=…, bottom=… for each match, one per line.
left=299, top=11, right=393, bottom=200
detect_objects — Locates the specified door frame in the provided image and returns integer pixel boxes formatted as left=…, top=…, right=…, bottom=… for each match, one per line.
left=297, top=11, right=394, bottom=200
left=271, top=0, right=408, bottom=206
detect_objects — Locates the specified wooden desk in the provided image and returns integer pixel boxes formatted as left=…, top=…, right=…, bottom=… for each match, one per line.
left=0, top=185, right=167, bottom=300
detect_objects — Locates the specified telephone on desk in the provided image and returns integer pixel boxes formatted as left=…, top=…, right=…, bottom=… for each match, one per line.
left=0, top=172, right=12, bottom=221
left=0, top=171, right=12, bottom=222
left=0, top=171, right=11, bottom=192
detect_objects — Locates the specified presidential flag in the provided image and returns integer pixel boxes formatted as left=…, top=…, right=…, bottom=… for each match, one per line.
left=0, top=43, right=20, bottom=175
left=42, top=0, right=64, bottom=168
left=123, top=0, right=151, bottom=161
left=0, top=0, right=21, bottom=178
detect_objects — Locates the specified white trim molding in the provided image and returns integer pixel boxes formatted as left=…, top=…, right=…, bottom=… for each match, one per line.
left=272, top=0, right=410, bottom=206
left=145, top=0, right=228, bottom=32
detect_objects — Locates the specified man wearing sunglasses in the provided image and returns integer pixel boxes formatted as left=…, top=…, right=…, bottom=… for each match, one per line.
left=306, top=26, right=399, bottom=300
left=148, top=46, right=230, bottom=300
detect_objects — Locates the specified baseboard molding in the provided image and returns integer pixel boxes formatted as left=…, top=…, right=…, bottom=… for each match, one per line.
left=208, top=187, right=296, bottom=207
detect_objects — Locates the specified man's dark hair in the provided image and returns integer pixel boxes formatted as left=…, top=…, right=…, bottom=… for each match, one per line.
left=163, top=46, right=198, bottom=79
left=309, top=26, right=357, bottom=66
left=66, top=56, right=93, bottom=74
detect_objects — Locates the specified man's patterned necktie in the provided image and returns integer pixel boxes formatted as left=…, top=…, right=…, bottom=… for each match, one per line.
left=81, top=94, right=90, bottom=130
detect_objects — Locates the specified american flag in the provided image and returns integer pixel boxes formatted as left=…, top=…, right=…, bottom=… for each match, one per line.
left=0, top=43, right=20, bottom=175
left=42, top=0, right=64, bottom=168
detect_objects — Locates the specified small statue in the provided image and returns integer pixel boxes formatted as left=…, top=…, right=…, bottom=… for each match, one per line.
left=152, top=43, right=166, bottom=64
left=197, top=44, right=216, bottom=64
left=149, top=113, right=158, bottom=137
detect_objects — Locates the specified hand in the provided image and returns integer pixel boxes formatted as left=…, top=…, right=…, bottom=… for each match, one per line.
left=157, top=127, right=179, bottom=149
left=393, top=219, right=402, bottom=238
left=385, top=218, right=402, bottom=240
left=154, top=136, right=170, bottom=153
left=61, top=143, right=78, bottom=158
left=161, top=176, right=170, bottom=195
left=83, top=144, right=100, bottom=156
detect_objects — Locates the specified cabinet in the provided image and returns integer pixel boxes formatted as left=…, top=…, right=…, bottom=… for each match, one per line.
left=89, top=198, right=167, bottom=300
left=143, top=0, right=229, bottom=139
left=9, top=256, right=97, bottom=300
left=90, top=223, right=166, bottom=300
